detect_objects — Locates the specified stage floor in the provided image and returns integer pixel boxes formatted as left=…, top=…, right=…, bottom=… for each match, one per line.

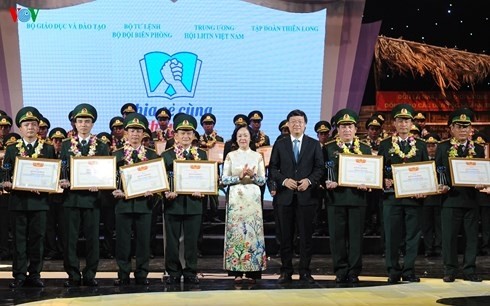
left=1, top=255, right=490, bottom=305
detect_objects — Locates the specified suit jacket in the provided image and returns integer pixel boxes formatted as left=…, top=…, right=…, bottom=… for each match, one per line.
left=269, top=135, right=324, bottom=206
left=4, top=139, right=55, bottom=211
left=161, top=146, right=208, bottom=215
left=378, top=136, right=429, bottom=206
left=113, top=146, right=160, bottom=214
left=324, top=139, right=372, bottom=206
left=435, top=139, right=485, bottom=208
left=60, top=136, right=110, bottom=208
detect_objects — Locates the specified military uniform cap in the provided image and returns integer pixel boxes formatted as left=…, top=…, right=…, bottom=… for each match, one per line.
left=4, top=132, right=21, bottom=146
left=413, top=112, right=426, bottom=121
left=174, top=113, right=197, bottom=131
left=391, top=103, right=414, bottom=119
left=49, top=127, right=67, bottom=139
left=39, top=117, right=50, bottom=129
left=472, top=132, right=487, bottom=145
left=15, top=106, right=41, bottom=127
left=68, top=110, right=74, bottom=121
left=110, top=116, right=124, bottom=129
left=155, top=107, right=171, bottom=119
left=410, top=124, right=420, bottom=133
left=314, top=120, right=331, bottom=133
left=0, top=110, right=7, bottom=117
left=248, top=110, right=263, bottom=121
left=143, top=128, right=152, bottom=139
left=278, top=119, right=288, bottom=132
left=448, top=108, right=473, bottom=126
left=373, top=112, right=386, bottom=124
left=423, top=133, right=441, bottom=144
left=0, top=115, right=13, bottom=126
left=233, top=114, right=249, bottom=127
left=200, top=113, right=216, bottom=125
left=120, top=103, right=137, bottom=116
left=365, top=116, right=382, bottom=129
left=334, top=108, right=359, bottom=125
left=124, top=113, right=148, bottom=130
left=97, top=132, right=112, bottom=144
left=72, top=103, right=97, bottom=122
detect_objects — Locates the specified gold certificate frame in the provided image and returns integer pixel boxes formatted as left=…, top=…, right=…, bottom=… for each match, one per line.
left=449, top=157, right=490, bottom=187
left=173, top=160, right=218, bottom=195
left=256, top=146, right=272, bottom=167
left=392, top=161, right=439, bottom=198
left=12, top=157, right=61, bottom=193
left=206, top=142, right=225, bottom=163
left=70, top=156, right=117, bottom=190
left=338, top=153, right=383, bottom=189
left=120, top=158, right=169, bottom=199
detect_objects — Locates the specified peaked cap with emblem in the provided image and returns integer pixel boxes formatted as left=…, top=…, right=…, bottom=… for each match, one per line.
left=15, top=106, right=41, bottom=127
left=110, top=116, right=124, bottom=129
left=120, top=103, right=137, bottom=116
left=391, top=103, right=414, bottom=120
left=248, top=110, right=263, bottom=122
left=233, top=114, right=249, bottom=127
left=49, top=127, right=67, bottom=139
left=0, top=115, right=13, bottom=127
left=314, top=120, right=331, bottom=133
left=448, top=108, right=473, bottom=126
left=200, top=113, right=216, bottom=125
left=333, top=108, right=359, bottom=125
left=278, top=119, right=288, bottom=132
left=174, top=113, right=197, bottom=131
left=365, top=116, right=383, bottom=129
left=72, top=103, right=97, bottom=122
left=4, top=132, right=21, bottom=146
left=155, top=107, right=171, bottom=120
left=124, top=113, right=148, bottom=130
left=39, top=116, right=50, bottom=129
left=423, top=133, right=441, bottom=144
left=97, top=132, right=112, bottom=144
left=413, top=112, right=426, bottom=121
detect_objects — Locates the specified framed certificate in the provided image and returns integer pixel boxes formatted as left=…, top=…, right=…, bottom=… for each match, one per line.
left=338, top=154, right=383, bottom=189
left=173, top=160, right=218, bottom=195
left=120, top=158, right=169, bottom=199
left=257, top=146, right=272, bottom=167
left=449, top=157, right=490, bottom=187
left=154, top=140, right=167, bottom=155
left=392, top=161, right=439, bottom=198
left=70, top=156, right=117, bottom=190
left=12, top=157, right=61, bottom=192
left=206, top=142, right=225, bottom=163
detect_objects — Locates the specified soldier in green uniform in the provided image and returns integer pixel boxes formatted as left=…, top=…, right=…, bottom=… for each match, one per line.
left=324, top=109, right=372, bottom=283
left=161, top=113, right=207, bottom=285
left=38, top=117, right=51, bottom=144
left=0, top=114, right=14, bottom=261
left=112, top=113, right=159, bottom=286
left=248, top=111, right=270, bottom=148
left=110, top=116, right=126, bottom=152
left=473, top=133, right=490, bottom=256
left=378, top=103, right=428, bottom=284
left=436, top=108, right=485, bottom=282
left=421, top=133, right=442, bottom=258
left=313, top=120, right=331, bottom=237
left=120, top=103, right=137, bottom=118
left=199, top=113, right=224, bottom=223
left=3, top=106, right=55, bottom=288
left=152, top=107, right=174, bottom=150
left=59, top=103, right=110, bottom=287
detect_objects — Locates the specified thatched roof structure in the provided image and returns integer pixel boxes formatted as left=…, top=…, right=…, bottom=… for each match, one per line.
left=375, top=36, right=490, bottom=96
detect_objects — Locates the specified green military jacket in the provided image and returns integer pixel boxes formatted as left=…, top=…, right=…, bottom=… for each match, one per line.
left=3, top=139, right=55, bottom=211
left=161, top=146, right=208, bottom=215
left=324, top=138, right=372, bottom=206
left=435, top=139, right=485, bottom=208
left=378, top=135, right=429, bottom=206
left=60, top=135, right=110, bottom=208
left=112, top=146, right=160, bottom=214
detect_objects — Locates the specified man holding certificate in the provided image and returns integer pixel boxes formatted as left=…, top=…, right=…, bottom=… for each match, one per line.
left=59, top=103, right=110, bottom=287
left=161, top=113, right=207, bottom=285
left=323, top=109, right=372, bottom=283
left=112, top=113, right=159, bottom=286
left=3, top=106, right=55, bottom=288
left=377, top=103, right=428, bottom=284
left=435, top=108, right=485, bottom=282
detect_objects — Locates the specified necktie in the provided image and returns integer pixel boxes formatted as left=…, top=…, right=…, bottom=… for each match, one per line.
left=131, top=149, right=139, bottom=161
left=400, top=140, right=407, bottom=150
left=80, top=139, right=88, bottom=155
left=26, top=144, right=33, bottom=155
left=293, top=139, right=300, bottom=162
left=81, top=139, right=87, bottom=146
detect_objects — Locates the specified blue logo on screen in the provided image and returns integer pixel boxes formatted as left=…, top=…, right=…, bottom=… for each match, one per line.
left=140, top=51, right=202, bottom=99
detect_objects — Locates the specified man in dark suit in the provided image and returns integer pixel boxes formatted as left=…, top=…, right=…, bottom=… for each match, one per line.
left=60, top=103, right=110, bottom=287
left=3, top=106, right=55, bottom=288
left=436, top=108, right=485, bottom=282
left=269, top=109, right=324, bottom=284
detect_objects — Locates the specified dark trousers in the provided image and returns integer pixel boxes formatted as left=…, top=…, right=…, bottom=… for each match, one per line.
left=480, top=206, right=490, bottom=252
left=99, top=192, right=115, bottom=257
left=0, top=195, right=11, bottom=257
left=422, top=206, right=442, bottom=254
left=150, top=199, right=163, bottom=255
left=278, top=196, right=316, bottom=275
left=115, top=213, right=152, bottom=280
left=383, top=204, right=422, bottom=277
left=63, top=207, right=100, bottom=281
left=164, top=214, right=201, bottom=278
left=12, top=210, right=46, bottom=280
left=327, top=205, right=365, bottom=278
left=45, top=203, right=64, bottom=257
left=441, top=206, right=479, bottom=276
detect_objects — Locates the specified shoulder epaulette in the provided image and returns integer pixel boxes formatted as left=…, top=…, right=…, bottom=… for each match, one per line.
left=325, top=139, right=336, bottom=146
left=62, top=138, right=71, bottom=142
left=113, top=147, right=124, bottom=153
left=162, top=146, right=174, bottom=153
left=145, top=147, right=157, bottom=153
